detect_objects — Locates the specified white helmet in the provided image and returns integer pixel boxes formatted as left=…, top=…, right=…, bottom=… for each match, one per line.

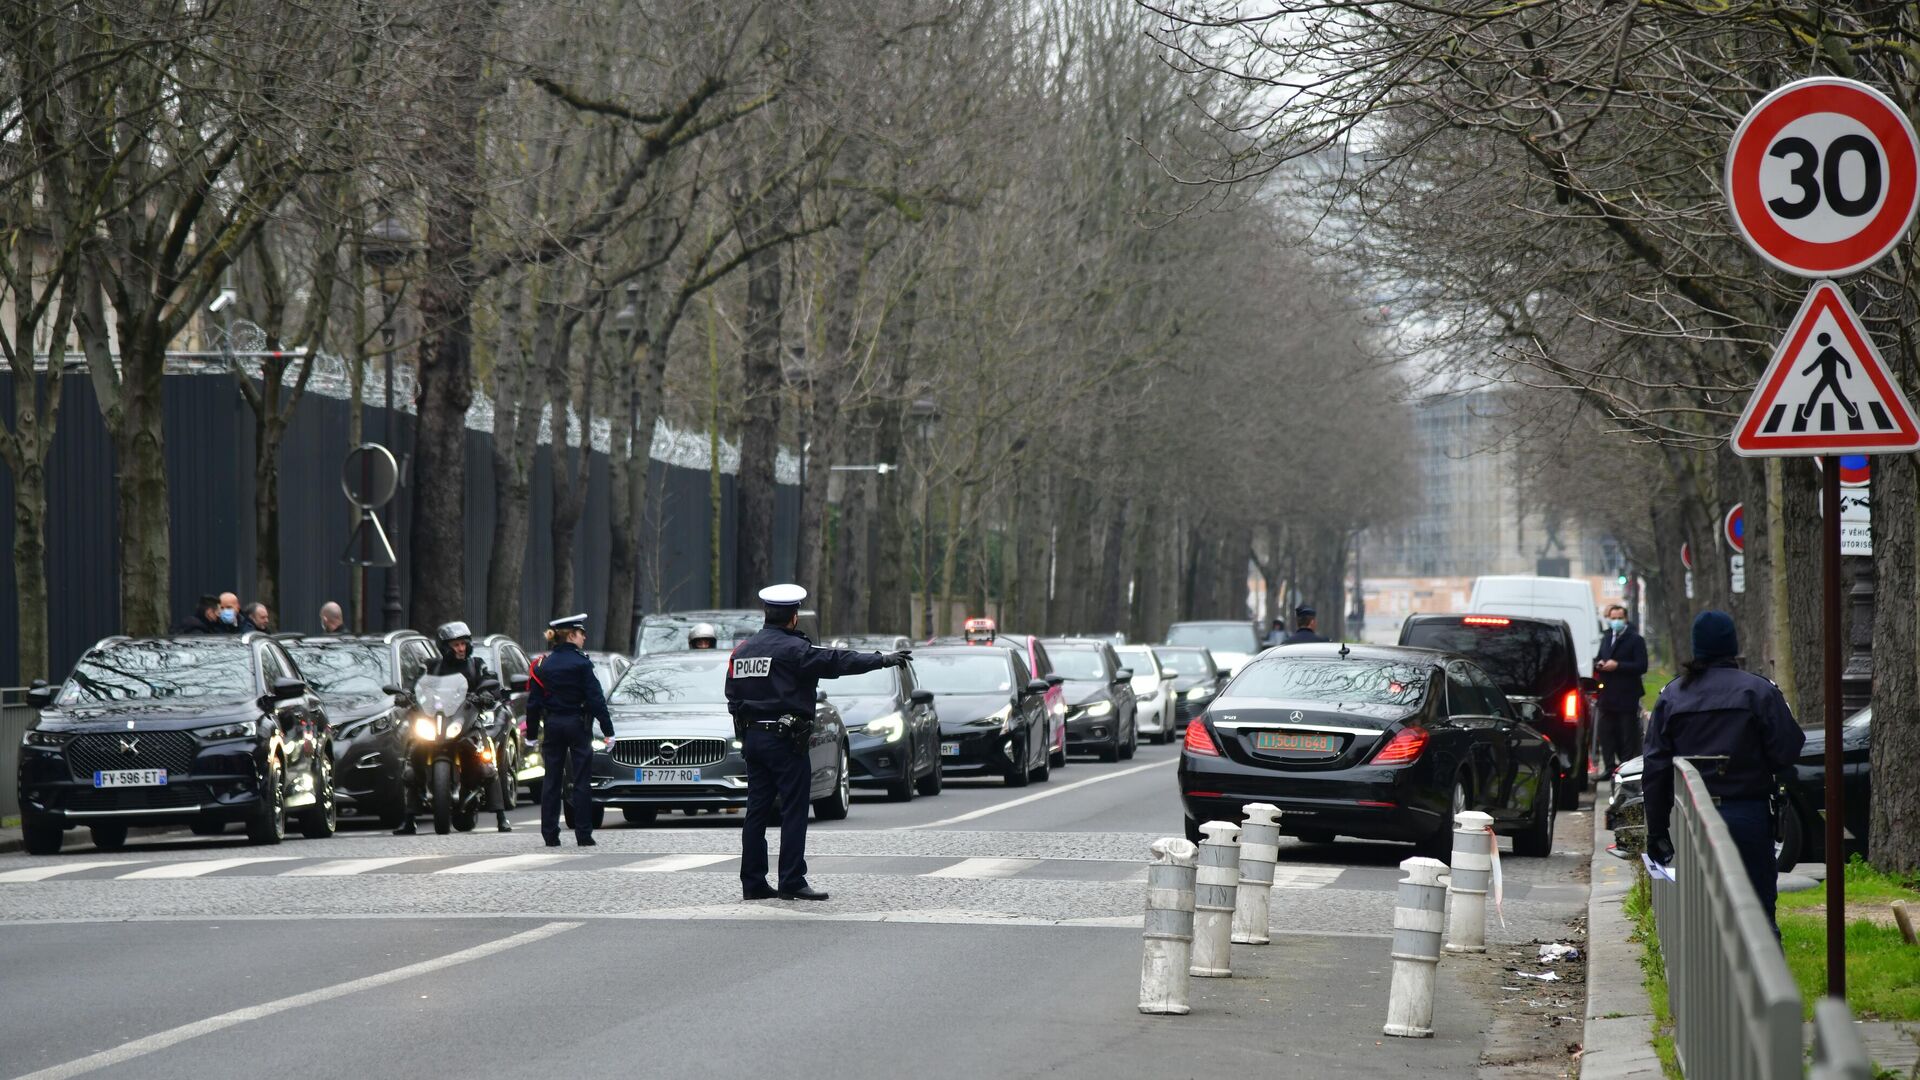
left=435, top=621, right=472, bottom=644
left=689, top=622, right=719, bottom=649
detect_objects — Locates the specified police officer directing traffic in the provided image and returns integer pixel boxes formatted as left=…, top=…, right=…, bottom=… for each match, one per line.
left=1282, top=606, right=1326, bottom=645
left=1641, top=610, right=1804, bottom=928
left=725, top=584, right=909, bottom=901
left=525, top=614, right=612, bottom=848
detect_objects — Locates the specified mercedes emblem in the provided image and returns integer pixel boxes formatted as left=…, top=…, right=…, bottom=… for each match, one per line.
left=1288, top=711, right=1304, bottom=722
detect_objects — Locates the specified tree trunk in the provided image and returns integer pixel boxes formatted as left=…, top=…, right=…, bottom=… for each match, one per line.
left=10, top=456, right=51, bottom=680
left=603, top=356, right=642, bottom=653
left=547, top=314, right=591, bottom=621
left=253, top=412, right=282, bottom=613
left=733, top=238, right=784, bottom=602
left=116, top=332, right=170, bottom=636
left=1097, top=496, right=1130, bottom=631
left=1775, top=458, right=1823, bottom=721
left=485, top=299, right=540, bottom=638
left=1867, top=447, right=1918, bottom=872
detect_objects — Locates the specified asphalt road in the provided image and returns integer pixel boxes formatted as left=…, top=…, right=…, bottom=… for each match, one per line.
left=0, top=741, right=1593, bottom=1080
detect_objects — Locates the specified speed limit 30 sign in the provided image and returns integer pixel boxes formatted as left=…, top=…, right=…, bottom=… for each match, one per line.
left=1726, top=77, right=1920, bottom=277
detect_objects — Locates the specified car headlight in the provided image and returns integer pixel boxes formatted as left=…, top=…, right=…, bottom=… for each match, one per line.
left=864, top=712, right=906, bottom=743
left=1083, top=701, right=1114, bottom=718
left=22, top=729, right=71, bottom=747
left=1186, top=686, right=1214, bottom=701
left=196, top=722, right=256, bottom=741
left=974, top=704, right=1013, bottom=732
left=411, top=716, right=437, bottom=740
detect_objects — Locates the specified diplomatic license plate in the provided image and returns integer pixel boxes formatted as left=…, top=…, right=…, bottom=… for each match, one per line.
left=940, top=741, right=960, bottom=757
left=1253, top=732, right=1338, bottom=754
left=636, top=768, right=701, bottom=783
left=94, top=769, right=168, bottom=788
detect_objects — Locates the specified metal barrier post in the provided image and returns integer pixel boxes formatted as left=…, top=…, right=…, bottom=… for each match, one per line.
left=1139, top=837, right=1197, bottom=1015
left=1231, top=803, right=1280, bottom=945
left=1445, top=809, right=1493, bottom=953
left=1384, top=855, right=1448, bottom=1038
left=1808, top=998, right=1873, bottom=1080
left=1190, top=820, right=1240, bottom=978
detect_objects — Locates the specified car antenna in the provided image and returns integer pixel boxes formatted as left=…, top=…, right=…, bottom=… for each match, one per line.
left=1338, top=643, right=1351, bottom=659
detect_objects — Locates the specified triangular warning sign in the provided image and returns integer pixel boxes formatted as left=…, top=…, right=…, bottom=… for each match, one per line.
left=1732, top=280, right=1920, bottom=456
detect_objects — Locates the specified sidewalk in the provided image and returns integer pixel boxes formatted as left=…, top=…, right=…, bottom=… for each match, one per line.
left=1580, top=782, right=1665, bottom=1079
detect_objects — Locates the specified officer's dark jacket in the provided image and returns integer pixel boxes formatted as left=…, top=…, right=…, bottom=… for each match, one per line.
left=1282, top=628, right=1327, bottom=645
left=430, top=652, right=495, bottom=693
left=171, top=613, right=221, bottom=635
left=1596, top=626, right=1649, bottom=710
left=526, top=642, right=612, bottom=739
left=724, top=624, right=887, bottom=721
left=1641, top=662, right=1804, bottom=838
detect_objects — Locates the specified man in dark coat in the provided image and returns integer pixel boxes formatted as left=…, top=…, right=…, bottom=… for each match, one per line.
left=1282, top=606, right=1327, bottom=645
left=172, top=595, right=223, bottom=635
left=1595, top=603, right=1649, bottom=773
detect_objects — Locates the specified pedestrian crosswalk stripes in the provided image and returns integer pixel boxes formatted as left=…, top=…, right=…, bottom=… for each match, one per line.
left=923, top=857, right=1041, bottom=879
left=281, top=857, right=427, bottom=877
left=434, top=853, right=570, bottom=875
left=618, top=853, right=736, bottom=873
left=0, top=860, right=143, bottom=883
left=116, top=857, right=299, bottom=879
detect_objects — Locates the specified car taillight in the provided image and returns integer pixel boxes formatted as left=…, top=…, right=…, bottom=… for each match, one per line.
left=1462, top=616, right=1510, bottom=627
left=1371, top=726, right=1429, bottom=765
left=1562, top=690, right=1581, bottom=723
left=1183, top=721, right=1220, bottom=756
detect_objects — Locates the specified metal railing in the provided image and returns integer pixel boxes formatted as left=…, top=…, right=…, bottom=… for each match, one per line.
left=1651, top=759, right=1872, bottom=1080
left=1810, top=998, right=1872, bottom=1080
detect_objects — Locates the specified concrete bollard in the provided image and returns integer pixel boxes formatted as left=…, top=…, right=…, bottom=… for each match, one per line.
left=1383, top=856, right=1448, bottom=1038
left=1445, top=810, right=1494, bottom=954
left=1231, top=803, right=1282, bottom=945
left=1190, top=820, right=1241, bottom=978
left=1139, top=837, right=1198, bottom=1015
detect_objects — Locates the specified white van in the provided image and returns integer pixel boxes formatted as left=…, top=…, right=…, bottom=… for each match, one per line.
left=1468, top=576, right=1602, bottom=675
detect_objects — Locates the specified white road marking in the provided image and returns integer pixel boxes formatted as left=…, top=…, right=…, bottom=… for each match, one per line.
left=280, top=857, right=426, bottom=878
left=1271, top=865, right=1344, bottom=889
left=899, top=757, right=1177, bottom=829
left=434, top=853, right=570, bottom=875
left=0, top=861, right=144, bottom=884
left=116, top=858, right=298, bottom=880
left=10, top=921, right=580, bottom=1080
left=923, top=857, right=1040, bottom=879
left=617, top=852, right=735, bottom=873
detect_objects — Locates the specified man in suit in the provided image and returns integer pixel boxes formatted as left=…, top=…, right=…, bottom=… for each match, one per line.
left=1595, top=603, right=1649, bottom=773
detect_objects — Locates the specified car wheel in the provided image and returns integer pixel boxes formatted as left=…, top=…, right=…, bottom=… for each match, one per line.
left=1555, top=763, right=1582, bottom=811
left=247, top=759, right=287, bottom=845
left=1096, top=733, right=1119, bottom=764
left=498, top=750, right=517, bottom=811
left=1029, top=748, right=1051, bottom=783
left=298, top=757, right=337, bottom=840
left=813, top=745, right=853, bottom=820
left=886, top=758, right=917, bottom=802
left=1119, top=721, right=1137, bottom=760
left=190, top=819, right=227, bottom=837
left=1004, top=736, right=1034, bottom=787
left=1421, top=779, right=1467, bottom=860
left=622, top=807, right=657, bottom=826
left=21, top=814, right=62, bottom=856
left=430, top=757, right=453, bottom=835
left=1295, top=829, right=1336, bottom=845
left=915, top=755, right=943, bottom=797
left=1775, top=799, right=1805, bottom=871
left=1514, top=778, right=1557, bottom=857
left=88, top=823, right=128, bottom=851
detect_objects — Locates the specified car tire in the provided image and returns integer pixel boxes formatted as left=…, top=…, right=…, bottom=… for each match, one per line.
left=430, top=757, right=453, bottom=836
left=298, top=757, right=337, bottom=840
left=1555, top=768, right=1582, bottom=811
left=1514, top=778, right=1557, bottom=857
left=1775, top=799, right=1805, bottom=871
left=1029, top=750, right=1051, bottom=784
left=247, top=760, right=287, bottom=845
left=1421, top=778, right=1468, bottom=860
left=1005, top=738, right=1033, bottom=787
left=1119, top=722, right=1137, bottom=761
left=622, top=807, right=658, bottom=826
left=914, top=756, right=943, bottom=797
left=498, top=752, right=517, bottom=811
left=88, top=823, right=128, bottom=851
left=190, top=819, right=227, bottom=837
left=21, top=814, right=62, bottom=856
left=1295, top=829, right=1337, bottom=845
left=813, top=745, right=852, bottom=821
left=1049, top=740, right=1067, bottom=769
left=1096, top=730, right=1120, bottom=763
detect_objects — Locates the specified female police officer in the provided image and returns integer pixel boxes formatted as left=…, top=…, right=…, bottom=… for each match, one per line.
left=1641, top=610, right=1804, bottom=927
left=525, top=614, right=613, bottom=847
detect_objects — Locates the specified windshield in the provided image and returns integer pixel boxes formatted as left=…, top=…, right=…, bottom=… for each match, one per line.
left=287, top=643, right=392, bottom=700
left=1167, top=624, right=1256, bottom=654
left=610, top=658, right=729, bottom=705
left=822, top=667, right=897, bottom=697
left=1049, top=647, right=1109, bottom=680
left=1158, top=650, right=1211, bottom=676
left=590, top=659, right=624, bottom=695
left=58, top=641, right=257, bottom=705
left=413, top=673, right=469, bottom=716
left=1399, top=619, right=1572, bottom=698
left=914, top=653, right=1016, bottom=694
left=1229, top=659, right=1430, bottom=708
left=1115, top=648, right=1157, bottom=677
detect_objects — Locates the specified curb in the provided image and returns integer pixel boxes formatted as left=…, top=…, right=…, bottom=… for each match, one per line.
left=1581, top=781, right=1666, bottom=1080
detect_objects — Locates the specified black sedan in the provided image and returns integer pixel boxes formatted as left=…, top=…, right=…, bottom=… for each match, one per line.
left=1177, top=644, right=1558, bottom=857
left=915, top=645, right=1053, bottom=786
left=1043, top=638, right=1139, bottom=762
left=17, top=634, right=338, bottom=853
left=1152, top=645, right=1225, bottom=734
left=589, top=652, right=852, bottom=825
left=285, top=632, right=435, bottom=828
left=823, top=663, right=942, bottom=801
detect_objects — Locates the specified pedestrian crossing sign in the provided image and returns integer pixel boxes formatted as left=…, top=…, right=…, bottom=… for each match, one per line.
left=1732, top=280, right=1920, bottom=456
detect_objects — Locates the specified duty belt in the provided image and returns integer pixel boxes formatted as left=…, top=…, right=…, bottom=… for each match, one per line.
left=747, top=714, right=806, bottom=730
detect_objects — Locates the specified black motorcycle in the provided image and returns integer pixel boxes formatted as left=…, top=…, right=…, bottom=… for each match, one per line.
left=403, top=673, right=503, bottom=834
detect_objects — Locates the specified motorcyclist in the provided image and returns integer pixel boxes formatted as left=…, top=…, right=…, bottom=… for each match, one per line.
left=688, top=622, right=719, bottom=650
left=393, top=621, right=513, bottom=834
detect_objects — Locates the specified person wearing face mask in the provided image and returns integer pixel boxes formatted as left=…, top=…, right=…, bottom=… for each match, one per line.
left=1595, top=603, right=1648, bottom=774
left=216, top=592, right=243, bottom=633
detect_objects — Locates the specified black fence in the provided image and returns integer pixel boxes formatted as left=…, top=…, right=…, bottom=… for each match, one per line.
left=0, top=370, right=795, bottom=684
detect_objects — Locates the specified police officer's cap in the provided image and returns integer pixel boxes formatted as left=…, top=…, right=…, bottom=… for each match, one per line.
left=549, top=613, right=589, bottom=632
left=757, top=584, right=808, bottom=608
left=1294, top=605, right=1316, bottom=619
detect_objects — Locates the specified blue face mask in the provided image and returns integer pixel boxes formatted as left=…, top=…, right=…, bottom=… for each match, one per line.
left=1608, top=618, right=1626, bottom=633
left=218, top=609, right=238, bottom=625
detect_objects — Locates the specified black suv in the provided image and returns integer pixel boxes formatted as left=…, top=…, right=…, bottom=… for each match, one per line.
left=1398, top=613, right=1590, bottom=809
left=17, top=634, right=338, bottom=854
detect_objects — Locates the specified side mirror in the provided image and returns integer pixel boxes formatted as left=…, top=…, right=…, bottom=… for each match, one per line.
left=25, top=680, right=53, bottom=708
left=1114, top=667, right=1133, bottom=682
left=1161, top=668, right=1177, bottom=679
left=1024, top=678, right=1049, bottom=695
left=478, top=677, right=502, bottom=694
left=1045, top=673, right=1065, bottom=687
left=909, top=688, right=934, bottom=705
left=816, top=688, right=828, bottom=703
left=509, top=673, right=529, bottom=692
left=381, top=684, right=405, bottom=698
left=270, top=677, right=306, bottom=700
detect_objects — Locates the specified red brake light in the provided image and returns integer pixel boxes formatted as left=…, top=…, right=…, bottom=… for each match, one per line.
left=1371, top=726, right=1429, bottom=765
left=1183, top=720, right=1220, bottom=757
left=1462, top=616, right=1511, bottom=627
left=1562, top=690, right=1581, bottom=723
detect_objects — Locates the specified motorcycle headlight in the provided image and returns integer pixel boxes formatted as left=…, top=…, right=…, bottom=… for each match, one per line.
left=445, top=718, right=464, bottom=739
left=863, top=712, right=906, bottom=743
left=195, top=722, right=256, bottom=741
left=1084, top=701, right=1114, bottom=718
left=22, top=729, right=71, bottom=747
left=1186, top=686, right=1214, bottom=702
left=411, top=716, right=437, bottom=740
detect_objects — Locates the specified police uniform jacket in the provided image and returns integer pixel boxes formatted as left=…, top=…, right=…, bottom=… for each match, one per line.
left=1595, top=625, right=1649, bottom=710
left=1640, top=662, right=1804, bottom=840
left=525, top=642, right=612, bottom=740
left=1282, top=628, right=1327, bottom=645
left=725, top=625, right=888, bottom=722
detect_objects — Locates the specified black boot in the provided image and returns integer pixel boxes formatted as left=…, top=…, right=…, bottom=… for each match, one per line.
left=392, top=818, right=416, bottom=836
left=496, top=811, right=512, bottom=833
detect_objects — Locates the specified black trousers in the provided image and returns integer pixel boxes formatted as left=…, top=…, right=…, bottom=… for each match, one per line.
left=1718, top=798, right=1779, bottom=929
left=741, top=728, right=812, bottom=892
left=540, top=715, right=595, bottom=841
left=1598, top=705, right=1642, bottom=773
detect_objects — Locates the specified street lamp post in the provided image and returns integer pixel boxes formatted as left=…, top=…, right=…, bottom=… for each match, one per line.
left=909, top=398, right=940, bottom=638
left=362, top=214, right=415, bottom=633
